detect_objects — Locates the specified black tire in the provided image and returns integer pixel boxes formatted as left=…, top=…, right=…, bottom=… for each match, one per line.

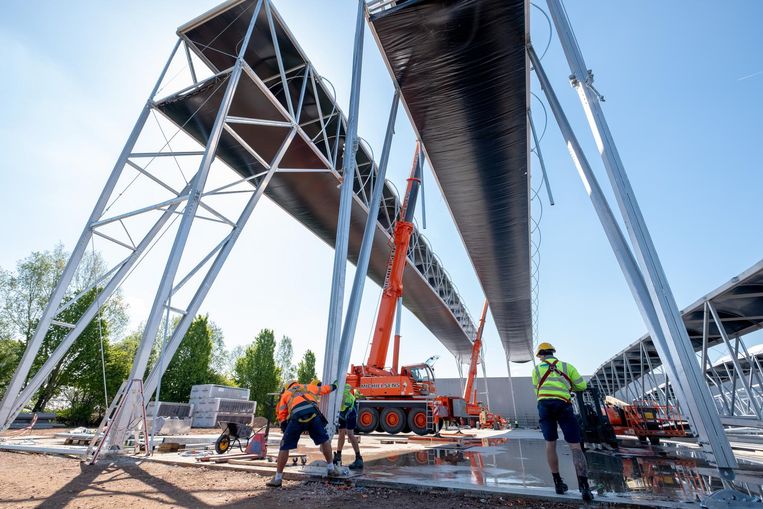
left=380, top=408, right=406, bottom=434
left=357, top=407, right=379, bottom=434
left=215, top=434, right=230, bottom=455
left=408, top=408, right=429, bottom=436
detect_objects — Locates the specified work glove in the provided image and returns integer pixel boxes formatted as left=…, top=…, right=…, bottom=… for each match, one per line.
left=280, top=420, right=288, bottom=433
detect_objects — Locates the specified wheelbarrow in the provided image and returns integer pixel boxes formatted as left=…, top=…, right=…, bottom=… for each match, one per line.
left=215, top=420, right=258, bottom=455
left=214, top=395, right=275, bottom=456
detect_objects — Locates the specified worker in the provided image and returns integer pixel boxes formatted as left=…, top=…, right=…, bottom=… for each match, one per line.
left=333, top=383, right=364, bottom=469
left=531, top=342, right=593, bottom=503
left=267, top=380, right=341, bottom=487
left=433, top=399, right=450, bottom=436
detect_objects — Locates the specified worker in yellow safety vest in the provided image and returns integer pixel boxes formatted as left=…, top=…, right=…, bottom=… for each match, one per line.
left=532, top=342, right=593, bottom=503
left=333, top=383, right=364, bottom=470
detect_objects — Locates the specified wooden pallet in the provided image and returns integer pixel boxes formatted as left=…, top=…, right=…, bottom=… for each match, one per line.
left=63, top=438, right=92, bottom=446
left=156, top=442, right=184, bottom=453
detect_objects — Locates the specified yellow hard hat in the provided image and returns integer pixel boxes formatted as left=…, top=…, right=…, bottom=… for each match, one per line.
left=310, top=378, right=320, bottom=386
left=283, top=380, right=297, bottom=391
left=536, top=342, right=556, bottom=356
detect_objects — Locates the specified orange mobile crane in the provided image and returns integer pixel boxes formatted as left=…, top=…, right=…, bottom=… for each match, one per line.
left=347, top=144, right=451, bottom=436
left=462, top=301, right=506, bottom=429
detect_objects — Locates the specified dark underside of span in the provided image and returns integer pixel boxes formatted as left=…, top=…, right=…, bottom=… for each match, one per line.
left=154, top=0, right=479, bottom=357
left=370, top=0, right=532, bottom=361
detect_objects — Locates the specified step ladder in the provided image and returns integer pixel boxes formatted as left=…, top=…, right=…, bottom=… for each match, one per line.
left=425, top=400, right=434, bottom=433
left=84, top=378, right=150, bottom=464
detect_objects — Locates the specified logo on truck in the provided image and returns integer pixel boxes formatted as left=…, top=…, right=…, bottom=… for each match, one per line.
left=361, top=383, right=400, bottom=389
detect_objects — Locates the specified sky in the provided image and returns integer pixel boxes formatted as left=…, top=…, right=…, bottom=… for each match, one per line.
left=0, top=1, right=761, bottom=381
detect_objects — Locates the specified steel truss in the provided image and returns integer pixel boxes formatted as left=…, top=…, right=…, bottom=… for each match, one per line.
left=0, top=0, right=477, bottom=444
left=597, top=295, right=763, bottom=429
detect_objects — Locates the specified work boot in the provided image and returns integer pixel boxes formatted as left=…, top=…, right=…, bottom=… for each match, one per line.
left=552, top=473, right=568, bottom=495
left=348, top=456, right=364, bottom=470
left=333, top=451, right=341, bottom=465
left=327, top=464, right=343, bottom=478
left=578, top=476, right=594, bottom=503
left=266, top=477, right=282, bottom=488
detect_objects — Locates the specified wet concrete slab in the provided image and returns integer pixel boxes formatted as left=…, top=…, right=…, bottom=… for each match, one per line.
left=362, top=429, right=763, bottom=506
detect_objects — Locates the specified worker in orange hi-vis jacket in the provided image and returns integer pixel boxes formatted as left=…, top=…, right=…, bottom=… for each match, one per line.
left=266, top=380, right=341, bottom=487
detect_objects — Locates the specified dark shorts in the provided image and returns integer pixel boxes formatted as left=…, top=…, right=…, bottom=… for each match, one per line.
left=538, top=398, right=581, bottom=443
left=338, top=408, right=357, bottom=430
left=280, top=412, right=329, bottom=451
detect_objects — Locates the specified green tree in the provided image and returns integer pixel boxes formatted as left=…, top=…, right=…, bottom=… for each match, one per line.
left=0, top=338, right=23, bottom=398
left=208, top=321, right=227, bottom=375
left=275, top=335, right=294, bottom=383
left=0, top=246, right=127, bottom=347
left=0, top=245, right=129, bottom=422
left=233, top=329, right=279, bottom=419
left=31, top=287, right=111, bottom=412
left=0, top=245, right=67, bottom=346
left=296, top=349, right=317, bottom=384
left=157, top=315, right=215, bottom=402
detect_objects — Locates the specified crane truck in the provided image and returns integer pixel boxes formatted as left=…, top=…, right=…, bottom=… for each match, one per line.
left=347, top=144, right=460, bottom=435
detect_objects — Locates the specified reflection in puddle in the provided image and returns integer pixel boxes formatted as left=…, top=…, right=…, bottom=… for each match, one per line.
left=364, top=435, right=763, bottom=503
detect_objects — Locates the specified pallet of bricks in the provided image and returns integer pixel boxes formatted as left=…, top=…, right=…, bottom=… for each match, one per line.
left=146, top=401, right=194, bottom=435
left=190, top=384, right=257, bottom=428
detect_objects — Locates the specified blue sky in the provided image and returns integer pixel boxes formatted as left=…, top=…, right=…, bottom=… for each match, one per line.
left=0, top=1, right=761, bottom=380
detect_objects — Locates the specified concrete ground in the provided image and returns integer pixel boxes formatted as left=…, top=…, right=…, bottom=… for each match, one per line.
left=0, top=451, right=586, bottom=509
left=3, top=426, right=750, bottom=508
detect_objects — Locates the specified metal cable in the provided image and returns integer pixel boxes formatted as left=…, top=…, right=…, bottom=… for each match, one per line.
left=528, top=3, right=555, bottom=348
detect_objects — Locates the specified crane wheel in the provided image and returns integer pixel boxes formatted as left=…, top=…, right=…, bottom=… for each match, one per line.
left=408, top=408, right=428, bottom=436
left=380, top=408, right=406, bottom=434
left=356, top=407, right=379, bottom=434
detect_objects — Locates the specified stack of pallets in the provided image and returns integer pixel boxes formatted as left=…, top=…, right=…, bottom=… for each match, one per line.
left=189, top=384, right=256, bottom=428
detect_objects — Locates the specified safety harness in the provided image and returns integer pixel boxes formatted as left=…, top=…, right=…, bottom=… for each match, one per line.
left=287, top=384, right=328, bottom=425
left=536, top=359, right=574, bottom=402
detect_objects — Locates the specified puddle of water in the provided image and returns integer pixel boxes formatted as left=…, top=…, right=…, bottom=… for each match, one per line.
left=363, top=434, right=763, bottom=503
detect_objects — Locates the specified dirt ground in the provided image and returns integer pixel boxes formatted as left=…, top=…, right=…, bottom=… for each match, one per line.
left=0, top=451, right=580, bottom=509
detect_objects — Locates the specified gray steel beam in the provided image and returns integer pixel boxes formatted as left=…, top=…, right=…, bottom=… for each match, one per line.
left=543, top=1, right=737, bottom=477
left=0, top=186, right=187, bottom=428
left=144, top=130, right=296, bottom=399
left=321, top=0, right=365, bottom=435
left=327, top=91, right=399, bottom=429
left=529, top=45, right=685, bottom=407
left=0, top=39, right=182, bottom=431
left=110, top=1, right=265, bottom=447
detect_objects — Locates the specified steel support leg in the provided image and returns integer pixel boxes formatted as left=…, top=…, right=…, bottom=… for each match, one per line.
left=110, top=1, right=264, bottom=447
left=0, top=39, right=182, bottom=431
left=325, top=91, right=399, bottom=428
left=143, top=131, right=295, bottom=399
left=545, top=0, right=736, bottom=476
left=528, top=43, right=736, bottom=476
left=480, top=350, right=492, bottom=411
left=320, top=0, right=365, bottom=434
left=505, top=355, right=519, bottom=422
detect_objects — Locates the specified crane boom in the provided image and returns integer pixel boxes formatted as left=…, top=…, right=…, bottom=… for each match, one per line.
left=464, top=299, right=489, bottom=404
left=366, top=144, right=422, bottom=371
